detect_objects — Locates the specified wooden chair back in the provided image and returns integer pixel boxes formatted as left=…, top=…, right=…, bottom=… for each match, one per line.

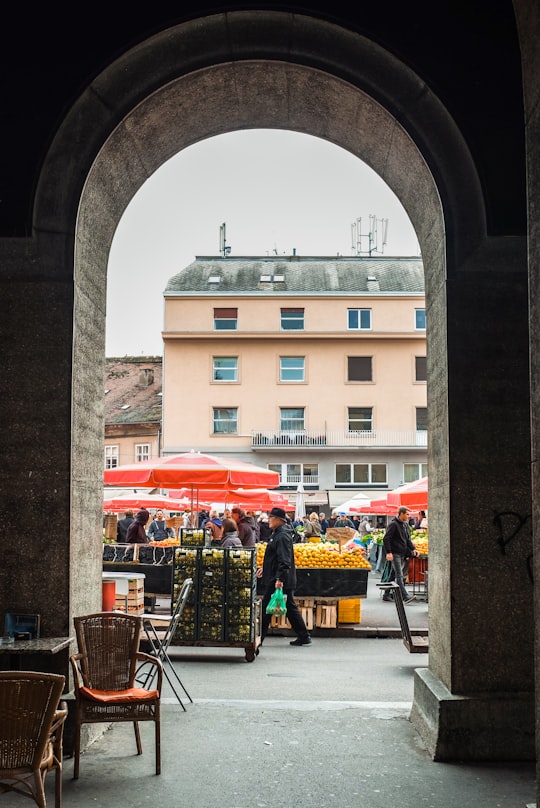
left=0, top=671, right=67, bottom=807
left=73, top=611, right=142, bottom=690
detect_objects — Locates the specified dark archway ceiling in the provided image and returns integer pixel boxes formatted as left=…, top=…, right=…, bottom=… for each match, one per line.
left=2, top=1, right=524, bottom=237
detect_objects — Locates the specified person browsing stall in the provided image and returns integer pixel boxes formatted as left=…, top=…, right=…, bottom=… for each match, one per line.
left=125, top=509, right=150, bottom=544
left=231, top=507, right=256, bottom=547
left=217, top=517, right=243, bottom=547
left=117, top=509, right=134, bottom=542
left=147, top=509, right=173, bottom=541
left=256, top=507, right=312, bottom=647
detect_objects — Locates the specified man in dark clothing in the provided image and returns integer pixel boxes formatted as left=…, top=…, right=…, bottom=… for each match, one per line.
left=231, top=507, right=256, bottom=547
left=382, top=506, right=418, bottom=603
left=125, top=509, right=150, bottom=544
left=334, top=512, right=355, bottom=528
left=257, top=507, right=312, bottom=646
left=117, top=509, right=134, bottom=542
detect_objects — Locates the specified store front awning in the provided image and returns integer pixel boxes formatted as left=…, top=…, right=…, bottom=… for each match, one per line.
left=327, top=490, right=389, bottom=508
left=286, top=491, right=329, bottom=507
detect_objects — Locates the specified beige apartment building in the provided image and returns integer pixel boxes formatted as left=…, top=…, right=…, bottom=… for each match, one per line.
left=162, top=256, right=427, bottom=510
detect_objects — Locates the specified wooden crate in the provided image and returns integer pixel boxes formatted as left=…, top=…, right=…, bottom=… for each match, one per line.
left=315, top=599, right=338, bottom=628
left=270, top=612, right=290, bottom=629
left=104, top=514, right=118, bottom=540
left=338, top=598, right=361, bottom=624
left=297, top=598, right=315, bottom=631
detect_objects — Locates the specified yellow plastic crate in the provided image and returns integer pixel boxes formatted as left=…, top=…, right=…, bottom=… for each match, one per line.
left=338, top=598, right=361, bottom=624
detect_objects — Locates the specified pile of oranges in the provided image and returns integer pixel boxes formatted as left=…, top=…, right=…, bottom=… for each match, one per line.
left=256, top=542, right=371, bottom=569
left=148, top=538, right=180, bottom=546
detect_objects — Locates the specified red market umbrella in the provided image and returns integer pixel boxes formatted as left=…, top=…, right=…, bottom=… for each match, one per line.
left=351, top=498, right=400, bottom=516
left=103, top=451, right=280, bottom=490
left=102, top=492, right=207, bottom=513
left=385, top=477, right=428, bottom=510
left=169, top=487, right=293, bottom=512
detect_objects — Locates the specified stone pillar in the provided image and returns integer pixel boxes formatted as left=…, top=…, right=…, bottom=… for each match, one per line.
left=411, top=236, right=535, bottom=760
left=0, top=233, right=103, bottom=678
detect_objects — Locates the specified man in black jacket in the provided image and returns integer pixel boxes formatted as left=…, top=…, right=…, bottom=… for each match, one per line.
left=257, top=507, right=312, bottom=646
left=382, top=506, right=418, bottom=604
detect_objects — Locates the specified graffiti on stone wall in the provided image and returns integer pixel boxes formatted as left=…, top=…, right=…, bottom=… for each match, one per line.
left=493, top=510, right=533, bottom=582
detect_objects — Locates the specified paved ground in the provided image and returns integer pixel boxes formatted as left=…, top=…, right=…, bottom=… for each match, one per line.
left=2, top=575, right=536, bottom=807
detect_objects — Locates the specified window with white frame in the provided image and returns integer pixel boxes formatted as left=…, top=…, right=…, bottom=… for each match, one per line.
left=403, top=463, right=428, bottom=483
left=213, top=407, right=238, bottom=434
left=280, top=407, right=305, bottom=431
left=104, top=445, right=119, bottom=469
left=347, top=356, right=373, bottom=381
left=415, top=308, right=426, bottom=329
left=348, top=406, right=373, bottom=432
left=280, top=356, right=305, bottom=382
left=335, top=463, right=387, bottom=485
left=213, top=356, right=238, bottom=382
left=268, top=462, right=319, bottom=485
left=214, top=307, right=238, bottom=330
left=135, top=443, right=150, bottom=463
left=280, top=308, right=304, bottom=330
left=348, top=308, right=371, bottom=330
left=415, top=356, right=427, bottom=382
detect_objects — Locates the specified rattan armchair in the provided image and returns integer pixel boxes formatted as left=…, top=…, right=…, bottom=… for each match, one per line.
left=0, top=671, right=67, bottom=808
left=70, top=612, right=163, bottom=779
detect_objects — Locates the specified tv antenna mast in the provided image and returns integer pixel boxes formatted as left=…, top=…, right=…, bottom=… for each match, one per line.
left=351, top=215, right=389, bottom=256
left=219, top=222, right=232, bottom=257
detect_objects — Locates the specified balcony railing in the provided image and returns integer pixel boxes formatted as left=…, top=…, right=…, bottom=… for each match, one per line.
left=251, top=429, right=427, bottom=449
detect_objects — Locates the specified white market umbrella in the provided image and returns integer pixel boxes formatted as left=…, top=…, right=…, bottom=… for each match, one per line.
left=294, top=483, right=306, bottom=522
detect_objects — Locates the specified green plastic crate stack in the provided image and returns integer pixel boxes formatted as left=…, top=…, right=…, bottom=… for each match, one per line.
left=180, top=527, right=209, bottom=547
left=225, top=548, right=256, bottom=643
left=172, top=547, right=199, bottom=641
left=198, top=547, right=227, bottom=640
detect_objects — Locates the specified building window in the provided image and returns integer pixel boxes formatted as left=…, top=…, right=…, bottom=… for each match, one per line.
left=268, top=462, right=318, bottom=486
left=335, top=463, right=387, bottom=485
left=348, top=308, right=371, bottom=330
left=281, top=308, right=304, bottom=330
left=135, top=444, right=150, bottom=463
left=280, top=407, right=305, bottom=431
left=348, top=406, right=373, bottom=432
left=415, top=356, right=427, bottom=382
left=416, top=407, right=428, bottom=431
left=213, top=407, right=238, bottom=434
left=104, top=445, right=119, bottom=469
left=347, top=356, right=373, bottom=382
left=213, top=357, right=238, bottom=382
left=280, top=356, right=305, bottom=382
left=404, top=463, right=428, bottom=483
left=214, top=307, right=238, bottom=330
left=415, top=308, right=426, bottom=330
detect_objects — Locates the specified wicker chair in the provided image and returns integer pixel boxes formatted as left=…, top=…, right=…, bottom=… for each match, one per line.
left=0, top=671, right=67, bottom=808
left=70, top=612, right=163, bottom=779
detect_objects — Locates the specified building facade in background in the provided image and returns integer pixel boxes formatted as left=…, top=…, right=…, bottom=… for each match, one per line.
left=162, top=256, right=427, bottom=510
left=104, top=357, right=163, bottom=470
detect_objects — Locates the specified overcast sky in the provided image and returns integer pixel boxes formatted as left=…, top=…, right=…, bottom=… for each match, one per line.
left=106, top=129, right=420, bottom=357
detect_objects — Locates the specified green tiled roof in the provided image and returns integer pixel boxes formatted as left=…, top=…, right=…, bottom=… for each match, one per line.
left=165, top=256, right=424, bottom=295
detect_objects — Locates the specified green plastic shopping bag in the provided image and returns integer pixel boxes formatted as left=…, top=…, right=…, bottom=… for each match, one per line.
left=266, top=588, right=288, bottom=615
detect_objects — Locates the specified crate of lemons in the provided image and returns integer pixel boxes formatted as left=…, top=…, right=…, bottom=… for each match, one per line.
left=256, top=541, right=371, bottom=569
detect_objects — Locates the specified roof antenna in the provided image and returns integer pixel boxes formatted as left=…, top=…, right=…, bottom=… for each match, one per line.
left=219, top=223, right=231, bottom=257
left=351, top=215, right=389, bottom=256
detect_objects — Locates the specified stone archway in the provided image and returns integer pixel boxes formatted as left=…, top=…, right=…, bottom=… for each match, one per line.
left=33, top=12, right=532, bottom=760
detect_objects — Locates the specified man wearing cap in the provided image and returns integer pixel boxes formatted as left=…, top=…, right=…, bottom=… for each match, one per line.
left=334, top=511, right=355, bottom=529
left=257, top=506, right=312, bottom=647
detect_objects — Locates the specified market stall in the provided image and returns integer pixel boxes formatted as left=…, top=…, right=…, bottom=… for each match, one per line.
left=256, top=538, right=371, bottom=631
